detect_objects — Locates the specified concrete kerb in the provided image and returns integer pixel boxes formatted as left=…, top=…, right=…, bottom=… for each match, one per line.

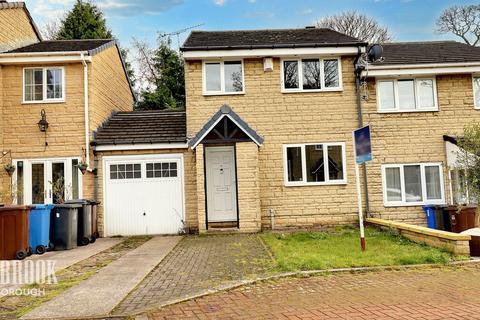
left=125, top=258, right=480, bottom=319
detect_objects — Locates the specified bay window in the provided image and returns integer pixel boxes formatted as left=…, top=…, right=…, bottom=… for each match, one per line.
left=382, top=163, right=445, bottom=206
left=377, top=78, right=437, bottom=112
left=24, top=67, right=64, bottom=103
left=284, top=142, right=346, bottom=186
left=282, top=58, right=341, bottom=92
left=203, top=61, right=244, bottom=95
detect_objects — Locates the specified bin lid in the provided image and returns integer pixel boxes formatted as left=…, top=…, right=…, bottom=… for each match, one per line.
left=0, top=205, right=33, bottom=213
left=55, top=203, right=83, bottom=208
left=461, top=228, right=480, bottom=236
left=64, top=199, right=90, bottom=205
left=33, top=204, right=55, bottom=210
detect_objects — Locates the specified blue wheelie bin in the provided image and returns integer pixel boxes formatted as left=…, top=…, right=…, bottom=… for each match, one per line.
left=422, top=205, right=437, bottom=229
left=29, top=204, right=55, bottom=254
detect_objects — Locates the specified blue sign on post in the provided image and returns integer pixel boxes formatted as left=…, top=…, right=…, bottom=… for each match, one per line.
left=354, top=125, right=372, bottom=164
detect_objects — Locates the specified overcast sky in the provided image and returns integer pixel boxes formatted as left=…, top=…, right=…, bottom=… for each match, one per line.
left=23, top=0, right=477, bottom=49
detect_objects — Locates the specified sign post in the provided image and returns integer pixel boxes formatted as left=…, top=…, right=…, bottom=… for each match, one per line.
left=353, top=125, right=372, bottom=252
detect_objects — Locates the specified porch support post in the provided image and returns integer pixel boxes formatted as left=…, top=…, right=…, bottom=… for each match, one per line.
left=195, top=144, right=207, bottom=233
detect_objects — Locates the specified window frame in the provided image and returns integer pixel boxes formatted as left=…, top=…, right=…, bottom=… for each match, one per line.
left=145, top=161, right=179, bottom=179
left=376, top=77, right=438, bottom=113
left=280, top=57, right=343, bottom=93
left=283, top=142, right=347, bottom=187
left=202, top=60, right=245, bottom=96
left=381, top=163, right=445, bottom=207
left=472, top=74, right=480, bottom=109
left=23, top=66, right=66, bottom=104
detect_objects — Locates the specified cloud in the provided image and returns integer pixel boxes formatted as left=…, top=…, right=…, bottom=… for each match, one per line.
left=23, top=0, right=184, bottom=19
left=214, top=0, right=226, bottom=6
left=243, top=11, right=274, bottom=19
left=297, top=8, right=312, bottom=16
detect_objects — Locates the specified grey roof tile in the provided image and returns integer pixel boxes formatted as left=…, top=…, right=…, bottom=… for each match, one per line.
left=92, top=110, right=187, bottom=146
left=6, top=39, right=113, bottom=53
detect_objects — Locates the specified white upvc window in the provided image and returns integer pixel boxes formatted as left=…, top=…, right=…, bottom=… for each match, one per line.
left=202, top=60, right=244, bottom=95
left=376, top=78, right=438, bottom=112
left=281, top=57, right=342, bottom=92
left=382, top=163, right=445, bottom=207
left=283, top=142, right=347, bottom=186
left=472, top=75, right=480, bottom=109
left=23, top=67, right=65, bottom=103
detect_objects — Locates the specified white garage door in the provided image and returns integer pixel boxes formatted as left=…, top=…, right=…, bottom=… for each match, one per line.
left=103, top=154, right=184, bottom=236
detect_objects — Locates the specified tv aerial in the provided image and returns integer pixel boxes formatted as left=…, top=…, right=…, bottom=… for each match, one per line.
left=159, top=23, right=205, bottom=50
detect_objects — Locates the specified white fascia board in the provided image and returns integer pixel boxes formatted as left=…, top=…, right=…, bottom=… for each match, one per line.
left=183, top=46, right=361, bottom=60
left=0, top=54, right=92, bottom=64
left=364, top=65, right=480, bottom=77
left=94, top=143, right=189, bottom=152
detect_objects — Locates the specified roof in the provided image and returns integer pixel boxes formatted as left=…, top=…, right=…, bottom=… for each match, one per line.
left=0, top=2, right=42, bottom=42
left=373, top=41, right=480, bottom=66
left=6, top=39, right=114, bottom=53
left=189, top=105, right=264, bottom=149
left=92, top=110, right=187, bottom=146
left=181, top=28, right=366, bottom=51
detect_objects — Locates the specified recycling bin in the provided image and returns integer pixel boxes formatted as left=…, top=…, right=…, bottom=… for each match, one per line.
left=50, top=203, right=80, bottom=250
left=0, top=206, right=32, bottom=260
left=422, top=205, right=437, bottom=229
left=29, top=204, right=55, bottom=254
left=64, top=199, right=93, bottom=246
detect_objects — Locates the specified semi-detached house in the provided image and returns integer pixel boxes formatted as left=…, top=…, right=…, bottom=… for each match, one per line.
left=2, top=1, right=480, bottom=236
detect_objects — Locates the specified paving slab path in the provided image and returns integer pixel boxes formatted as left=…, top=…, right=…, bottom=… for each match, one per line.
left=148, top=263, right=480, bottom=320
left=0, top=238, right=122, bottom=297
left=22, top=236, right=181, bottom=320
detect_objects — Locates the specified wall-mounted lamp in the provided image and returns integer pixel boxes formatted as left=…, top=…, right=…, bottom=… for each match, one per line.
left=37, top=109, right=49, bottom=132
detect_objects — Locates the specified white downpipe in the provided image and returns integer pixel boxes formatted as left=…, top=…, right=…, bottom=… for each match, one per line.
left=81, top=53, right=91, bottom=170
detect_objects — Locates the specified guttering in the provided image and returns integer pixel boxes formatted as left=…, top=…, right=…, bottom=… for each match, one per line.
left=182, top=46, right=362, bottom=60
left=0, top=52, right=92, bottom=64
left=93, top=143, right=189, bottom=152
left=364, top=61, right=480, bottom=77
left=81, top=53, right=91, bottom=171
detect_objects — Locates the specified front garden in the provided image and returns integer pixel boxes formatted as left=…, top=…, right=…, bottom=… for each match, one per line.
left=261, top=226, right=465, bottom=271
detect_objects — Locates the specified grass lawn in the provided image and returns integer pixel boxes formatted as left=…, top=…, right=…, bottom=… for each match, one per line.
left=261, top=226, right=464, bottom=271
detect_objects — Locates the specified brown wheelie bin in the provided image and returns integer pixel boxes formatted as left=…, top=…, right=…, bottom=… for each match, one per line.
left=444, top=205, right=477, bottom=233
left=0, top=206, right=32, bottom=260
left=90, top=200, right=100, bottom=241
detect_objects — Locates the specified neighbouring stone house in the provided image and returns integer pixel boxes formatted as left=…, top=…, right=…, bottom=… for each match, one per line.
left=0, top=2, right=135, bottom=217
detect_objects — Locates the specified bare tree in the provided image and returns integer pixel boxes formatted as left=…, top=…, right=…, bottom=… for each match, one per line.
left=131, top=38, right=159, bottom=91
left=436, top=5, right=480, bottom=46
left=42, top=18, right=62, bottom=40
left=316, top=11, right=392, bottom=43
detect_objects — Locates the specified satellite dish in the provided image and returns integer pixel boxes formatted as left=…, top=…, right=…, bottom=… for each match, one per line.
left=367, top=44, right=384, bottom=63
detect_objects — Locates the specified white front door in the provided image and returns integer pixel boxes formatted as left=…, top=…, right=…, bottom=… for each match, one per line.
left=205, top=146, right=237, bottom=222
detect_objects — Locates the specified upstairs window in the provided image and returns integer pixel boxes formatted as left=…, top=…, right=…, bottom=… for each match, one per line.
left=473, top=76, right=480, bottom=109
left=282, top=58, right=341, bottom=92
left=377, top=78, right=437, bottom=112
left=203, top=61, right=244, bottom=95
left=24, top=67, right=64, bottom=103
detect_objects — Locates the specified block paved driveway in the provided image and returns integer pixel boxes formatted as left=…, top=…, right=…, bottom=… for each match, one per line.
left=114, top=234, right=275, bottom=315
left=148, top=263, right=480, bottom=320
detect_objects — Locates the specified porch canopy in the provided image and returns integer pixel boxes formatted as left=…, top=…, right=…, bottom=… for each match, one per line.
left=189, top=105, right=264, bottom=149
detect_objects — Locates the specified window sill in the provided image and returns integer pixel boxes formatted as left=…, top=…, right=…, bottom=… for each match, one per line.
left=281, top=87, right=343, bottom=94
left=22, top=100, right=65, bottom=105
left=203, top=91, right=245, bottom=97
left=284, top=180, right=347, bottom=187
left=383, top=201, right=446, bottom=207
left=377, top=108, right=438, bottom=114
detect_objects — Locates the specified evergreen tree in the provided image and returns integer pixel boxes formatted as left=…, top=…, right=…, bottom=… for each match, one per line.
left=136, top=38, right=185, bottom=110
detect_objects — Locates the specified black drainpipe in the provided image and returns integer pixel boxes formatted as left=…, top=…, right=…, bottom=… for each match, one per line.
left=93, top=150, right=99, bottom=202
left=353, top=45, right=370, bottom=216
